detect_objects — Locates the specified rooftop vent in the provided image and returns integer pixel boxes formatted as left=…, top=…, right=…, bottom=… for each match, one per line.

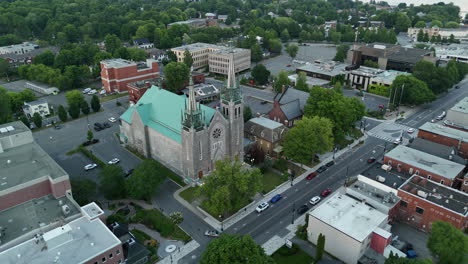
left=61, top=205, right=70, bottom=216
left=417, top=190, right=428, bottom=198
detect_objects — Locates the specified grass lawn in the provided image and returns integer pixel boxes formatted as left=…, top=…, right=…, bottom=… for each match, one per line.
left=100, top=92, right=129, bottom=103
left=272, top=245, right=315, bottom=264
left=349, top=127, right=364, bottom=139
left=132, top=209, right=191, bottom=242
left=179, top=187, right=199, bottom=203
left=200, top=198, right=251, bottom=220
left=262, top=169, right=287, bottom=194
left=131, top=228, right=151, bottom=242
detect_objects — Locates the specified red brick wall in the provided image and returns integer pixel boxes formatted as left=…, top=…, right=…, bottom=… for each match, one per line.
left=397, top=190, right=467, bottom=232
left=100, top=62, right=159, bottom=93
left=127, top=85, right=149, bottom=103
left=268, top=101, right=289, bottom=127
left=50, top=179, right=71, bottom=198
left=370, top=232, right=391, bottom=254
left=418, top=129, right=468, bottom=159
left=84, top=244, right=124, bottom=264
left=0, top=180, right=51, bottom=210
left=383, top=156, right=457, bottom=187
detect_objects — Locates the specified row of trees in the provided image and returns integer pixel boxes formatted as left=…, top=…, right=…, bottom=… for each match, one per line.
left=416, top=30, right=459, bottom=44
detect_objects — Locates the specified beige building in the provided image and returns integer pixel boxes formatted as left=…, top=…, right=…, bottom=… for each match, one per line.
left=408, top=26, right=468, bottom=41
left=171, top=43, right=251, bottom=74
left=209, top=48, right=251, bottom=75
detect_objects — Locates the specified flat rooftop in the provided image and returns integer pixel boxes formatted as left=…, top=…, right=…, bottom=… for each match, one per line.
left=407, top=138, right=466, bottom=165
left=386, top=145, right=464, bottom=180
left=0, top=142, right=69, bottom=192
left=372, top=70, right=410, bottom=83
left=297, top=61, right=348, bottom=77
left=0, top=121, right=29, bottom=139
left=418, top=122, right=468, bottom=143
left=349, top=66, right=384, bottom=77
left=360, top=162, right=409, bottom=189
left=348, top=178, right=400, bottom=209
left=101, top=58, right=136, bottom=68
left=211, top=47, right=249, bottom=55
left=309, top=192, right=388, bottom=242
left=449, top=97, right=468, bottom=115
left=399, top=175, right=468, bottom=216
left=172, top=42, right=222, bottom=52
left=248, top=117, right=283, bottom=130
left=288, top=74, right=329, bottom=86
left=0, top=195, right=81, bottom=246
left=0, top=216, right=121, bottom=264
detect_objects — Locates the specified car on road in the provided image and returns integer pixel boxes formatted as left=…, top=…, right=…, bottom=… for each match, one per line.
left=270, top=194, right=282, bottom=203
left=94, top=122, right=103, bottom=131
left=296, top=204, right=309, bottom=215
left=103, top=122, right=111, bottom=128
left=316, top=166, right=327, bottom=173
left=325, top=160, right=335, bottom=167
left=435, top=111, right=446, bottom=120
left=124, top=169, right=134, bottom=178
left=108, top=117, right=117, bottom=123
left=204, top=230, right=220, bottom=238
left=84, top=163, right=97, bottom=171
left=54, top=125, right=61, bottom=130
left=306, top=172, right=318, bottom=180
left=393, top=138, right=401, bottom=144
left=407, top=128, right=415, bottom=134
left=455, top=85, right=459, bottom=89
left=286, top=64, right=292, bottom=67
left=88, top=89, right=97, bottom=95
left=367, top=157, right=376, bottom=163
left=256, top=202, right=269, bottom=213
left=320, top=188, right=332, bottom=197
left=309, top=196, right=321, bottom=205
left=83, top=88, right=91, bottom=94
left=108, top=158, right=120, bottom=164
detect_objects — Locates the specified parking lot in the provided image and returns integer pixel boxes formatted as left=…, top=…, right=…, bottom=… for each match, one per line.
left=33, top=98, right=141, bottom=182
left=391, top=222, right=432, bottom=261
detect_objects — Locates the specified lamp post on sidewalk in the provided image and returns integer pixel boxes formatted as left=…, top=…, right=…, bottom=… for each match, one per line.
left=291, top=201, right=296, bottom=224
left=219, top=215, right=224, bottom=232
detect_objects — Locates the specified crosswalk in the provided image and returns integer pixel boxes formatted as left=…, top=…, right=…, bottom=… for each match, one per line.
left=367, top=122, right=416, bottom=143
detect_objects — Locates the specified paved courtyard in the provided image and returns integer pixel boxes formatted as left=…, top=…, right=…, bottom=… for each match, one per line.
left=391, top=222, right=433, bottom=261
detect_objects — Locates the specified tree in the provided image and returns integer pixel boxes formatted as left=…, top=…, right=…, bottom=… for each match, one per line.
left=417, top=30, right=424, bottom=42
left=273, top=71, right=290, bottom=92
left=71, top=179, right=97, bottom=206
left=280, top=29, right=290, bottom=42
left=164, top=62, right=189, bottom=92
left=183, top=49, right=193, bottom=68
left=0, top=58, right=11, bottom=81
left=385, top=253, right=432, bottom=264
left=445, top=22, right=459, bottom=28
left=20, top=115, right=30, bottom=128
left=32, top=112, right=42, bottom=128
left=0, top=87, right=12, bottom=124
left=200, top=234, right=274, bottom=264
left=127, top=48, right=147, bottom=61
left=268, top=39, right=282, bottom=54
left=414, top=21, right=426, bottom=28
left=251, top=43, right=263, bottom=63
left=251, top=64, right=270, bottom=85
left=99, top=165, right=126, bottom=200
left=295, top=72, right=309, bottom=91
left=333, top=44, right=349, bottom=62
left=427, top=221, right=468, bottom=264
left=364, top=60, right=379, bottom=68
left=87, top=130, right=93, bottom=142
left=91, top=95, right=101, bottom=112
left=65, top=90, right=85, bottom=106
left=58, top=105, right=68, bottom=122
left=283, top=116, right=334, bottom=165
left=169, top=212, right=183, bottom=225
left=243, top=106, right=252, bottom=121
left=8, top=89, right=36, bottom=113
left=304, top=86, right=365, bottom=139
left=333, top=81, right=342, bottom=94
left=68, top=103, right=80, bottom=119
left=33, top=50, right=55, bottom=66
left=316, top=233, right=326, bottom=261
left=286, top=44, right=299, bottom=61
left=389, top=75, right=435, bottom=106
left=126, top=160, right=167, bottom=200
left=104, top=34, right=122, bottom=55
left=413, top=61, right=450, bottom=94
left=198, top=159, right=262, bottom=217
left=431, top=20, right=443, bottom=28
left=80, top=100, right=90, bottom=115
left=446, top=60, right=460, bottom=86
left=395, top=12, right=411, bottom=33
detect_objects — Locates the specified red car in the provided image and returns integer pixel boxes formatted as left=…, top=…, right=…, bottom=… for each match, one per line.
left=306, top=172, right=318, bottom=180
left=286, top=64, right=292, bottom=67
left=320, top=188, right=332, bottom=197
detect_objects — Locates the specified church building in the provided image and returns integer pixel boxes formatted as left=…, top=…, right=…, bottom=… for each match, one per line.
left=119, top=55, right=244, bottom=184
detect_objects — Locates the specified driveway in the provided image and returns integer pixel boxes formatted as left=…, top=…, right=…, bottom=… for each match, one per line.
left=391, top=222, right=432, bottom=260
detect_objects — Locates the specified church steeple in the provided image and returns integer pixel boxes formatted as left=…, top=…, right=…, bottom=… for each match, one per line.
left=221, top=53, right=242, bottom=104
left=182, top=67, right=204, bottom=131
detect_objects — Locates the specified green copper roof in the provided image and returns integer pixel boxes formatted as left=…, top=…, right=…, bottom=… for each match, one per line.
left=120, top=86, right=216, bottom=143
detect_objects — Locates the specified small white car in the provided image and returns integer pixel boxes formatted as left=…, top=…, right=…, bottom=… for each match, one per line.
left=100, top=89, right=106, bottom=95
left=82, top=88, right=91, bottom=94
left=84, top=163, right=97, bottom=170
left=407, top=128, right=415, bottom=134
left=309, top=196, right=321, bottom=205
left=88, top=89, right=97, bottom=95
left=108, top=117, right=117, bottom=123
left=394, top=138, right=401, bottom=144
left=204, top=230, right=220, bottom=237
left=256, top=202, right=269, bottom=213
left=108, top=158, right=120, bottom=164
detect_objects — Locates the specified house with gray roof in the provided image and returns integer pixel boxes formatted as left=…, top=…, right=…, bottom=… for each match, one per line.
left=244, top=117, right=287, bottom=156
left=408, top=138, right=466, bottom=166
left=267, top=87, right=310, bottom=127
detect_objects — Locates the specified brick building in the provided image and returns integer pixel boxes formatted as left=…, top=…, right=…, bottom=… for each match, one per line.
left=127, top=78, right=162, bottom=104
left=397, top=175, right=468, bottom=232
left=417, top=122, right=468, bottom=159
left=444, top=97, right=468, bottom=131
left=244, top=117, right=287, bottom=156
left=383, top=145, right=465, bottom=189
left=100, top=58, right=159, bottom=93
left=268, top=87, right=309, bottom=127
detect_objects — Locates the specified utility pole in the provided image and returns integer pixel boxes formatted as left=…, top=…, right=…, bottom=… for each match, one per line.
left=395, top=84, right=404, bottom=122
left=291, top=201, right=295, bottom=224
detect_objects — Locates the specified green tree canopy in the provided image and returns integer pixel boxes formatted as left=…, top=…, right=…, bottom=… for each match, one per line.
left=183, top=49, right=193, bottom=68
left=81, top=100, right=90, bottom=115
left=58, top=105, right=68, bottom=122
left=33, top=50, right=55, bottom=67
left=104, top=34, right=122, bottom=55
left=164, top=62, right=189, bottom=92
left=414, top=21, right=426, bottom=28
left=71, top=179, right=97, bottom=206
left=251, top=43, right=263, bottom=63
left=68, top=103, right=80, bottom=119
left=251, top=64, right=270, bottom=85
left=200, top=234, right=274, bottom=264
left=197, top=159, right=262, bottom=217
left=295, top=71, right=309, bottom=91
left=273, top=71, right=290, bottom=92
left=333, top=44, right=349, bottom=62
left=7, top=89, right=36, bottom=113
left=243, top=106, right=252, bottom=121
left=413, top=61, right=450, bottom=94
left=0, top=87, right=12, bottom=124
left=99, top=165, right=126, bottom=200
left=283, top=116, right=334, bottom=165
left=286, top=44, right=299, bottom=60
left=65, top=90, right=85, bottom=106
left=32, top=112, right=42, bottom=128
left=427, top=221, right=468, bottom=264
left=385, top=252, right=432, bottom=264
left=0, top=58, right=12, bottom=81
left=125, top=159, right=167, bottom=200
left=91, top=95, right=101, bottom=112
left=431, top=20, right=443, bottom=28
left=389, top=75, right=435, bottom=106
left=268, top=39, right=282, bottom=54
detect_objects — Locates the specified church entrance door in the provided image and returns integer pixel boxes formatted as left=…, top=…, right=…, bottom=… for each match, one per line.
left=198, top=171, right=203, bottom=179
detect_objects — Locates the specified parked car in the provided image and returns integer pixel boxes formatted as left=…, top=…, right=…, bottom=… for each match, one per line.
left=204, top=230, right=220, bottom=237
left=394, top=138, right=401, bottom=144
left=124, top=169, right=134, bottom=178
left=367, top=157, right=376, bottom=163
left=407, top=128, right=415, bottom=134
left=316, top=166, right=327, bottom=173
left=108, top=117, right=117, bottom=123
left=100, top=89, right=107, bottom=95
left=320, top=188, right=332, bottom=197
left=306, top=172, right=318, bottom=180
left=270, top=194, right=282, bottom=203
left=435, top=111, right=446, bottom=120
left=286, top=64, right=292, bottom=67
left=84, top=163, right=97, bottom=171
left=325, top=160, right=335, bottom=167
left=88, top=89, right=97, bottom=95
left=54, top=125, right=61, bottom=130
left=296, top=204, right=309, bottom=215
left=108, top=158, right=120, bottom=164
left=309, top=196, right=321, bottom=205
left=256, top=202, right=269, bottom=213
left=83, top=88, right=91, bottom=94
left=103, top=122, right=111, bottom=128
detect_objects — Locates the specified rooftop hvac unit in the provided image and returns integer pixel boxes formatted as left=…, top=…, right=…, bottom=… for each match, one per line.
left=61, top=205, right=70, bottom=216
left=417, top=190, right=428, bottom=199
left=377, top=176, right=386, bottom=183
left=381, top=164, right=392, bottom=172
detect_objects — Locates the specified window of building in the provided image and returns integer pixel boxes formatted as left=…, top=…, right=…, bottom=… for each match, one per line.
left=415, top=170, right=419, bottom=175
left=199, top=141, right=202, bottom=160
left=102, top=257, right=106, bottom=263
left=440, top=180, right=445, bottom=185
left=464, top=181, right=468, bottom=185
left=400, top=201, right=408, bottom=208
left=117, top=249, right=120, bottom=255
left=427, top=175, right=432, bottom=180
left=415, top=207, right=424, bottom=215
left=109, top=253, right=113, bottom=259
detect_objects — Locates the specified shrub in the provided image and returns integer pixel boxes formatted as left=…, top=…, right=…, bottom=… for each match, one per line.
left=277, top=244, right=299, bottom=256
left=272, top=159, right=288, bottom=172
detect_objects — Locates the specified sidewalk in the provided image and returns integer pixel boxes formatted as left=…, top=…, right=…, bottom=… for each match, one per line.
left=174, top=134, right=368, bottom=231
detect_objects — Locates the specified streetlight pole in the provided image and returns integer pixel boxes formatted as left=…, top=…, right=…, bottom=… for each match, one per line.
left=291, top=201, right=295, bottom=224
left=219, top=215, right=224, bottom=232
left=395, top=84, right=405, bottom=122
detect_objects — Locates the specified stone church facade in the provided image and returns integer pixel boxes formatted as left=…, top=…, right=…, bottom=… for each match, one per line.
left=120, top=55, right=243, bottom=184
